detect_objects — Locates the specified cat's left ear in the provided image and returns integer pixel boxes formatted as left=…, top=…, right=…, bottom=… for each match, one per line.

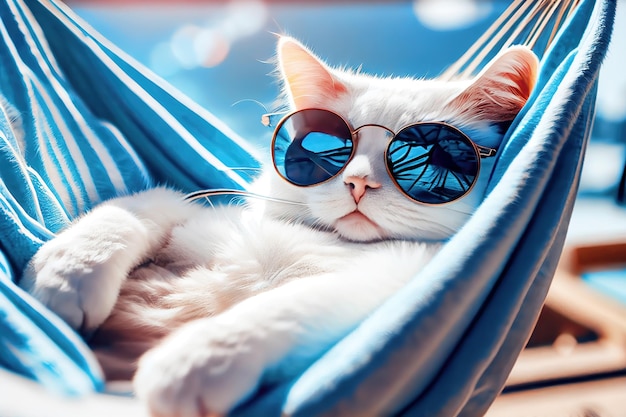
left=277, top=37, right=348, bottom=109
left=448, top=46, right=539, bottom=123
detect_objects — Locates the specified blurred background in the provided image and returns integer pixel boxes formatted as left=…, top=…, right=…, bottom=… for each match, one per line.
left=62, top=0, right=626, bottom=415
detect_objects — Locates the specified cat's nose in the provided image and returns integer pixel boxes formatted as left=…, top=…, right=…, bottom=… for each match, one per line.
left=345, top=176, right=381, bottom=203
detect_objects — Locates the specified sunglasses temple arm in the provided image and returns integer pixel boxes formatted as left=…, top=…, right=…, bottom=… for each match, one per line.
left=478, top=145, right=497, bottom=158
left=261, top=112, right=287, bottom=127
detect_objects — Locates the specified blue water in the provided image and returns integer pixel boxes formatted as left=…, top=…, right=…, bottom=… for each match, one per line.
left=583, top=269, right=626, bottom=305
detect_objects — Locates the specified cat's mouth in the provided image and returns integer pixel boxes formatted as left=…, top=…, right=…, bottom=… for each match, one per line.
left=340, top=210, right=374, bottom=224
left=334, top=210, right=386, bottom=242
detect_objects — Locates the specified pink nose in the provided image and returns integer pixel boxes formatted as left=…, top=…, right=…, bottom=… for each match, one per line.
left=344, top=176, right=381, bottom=203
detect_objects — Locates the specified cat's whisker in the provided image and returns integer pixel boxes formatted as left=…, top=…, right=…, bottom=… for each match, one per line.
left=230, top=99, right=270, bottom=114
left=218, top=167, right=264, bottom=173
left=229, top=196, right=247, bottom=206
left=437, top=205, right=474, bottom=216
left=184, top=189, right=307, bottom=206
left=307, top=218, right=335, bottom=234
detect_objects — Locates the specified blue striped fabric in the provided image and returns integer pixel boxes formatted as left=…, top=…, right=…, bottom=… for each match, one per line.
left=0, top=0, right=259, bottom=396
left=0, top=0, right=616, bottom=415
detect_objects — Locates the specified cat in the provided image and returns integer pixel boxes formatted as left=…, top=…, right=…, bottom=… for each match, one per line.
left=19, top=36, right=538, bottom=416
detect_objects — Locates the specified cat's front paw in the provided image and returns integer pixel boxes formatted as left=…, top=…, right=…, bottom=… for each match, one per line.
left=20, top=233, right=122, bottom=332
left=134, top=318, right=266, bottom=417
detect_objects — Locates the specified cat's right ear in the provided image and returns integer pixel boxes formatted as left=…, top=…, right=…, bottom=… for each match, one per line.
left=277, top=37, right=347, bottom=109
left=447, top=46, right=539, bottom=123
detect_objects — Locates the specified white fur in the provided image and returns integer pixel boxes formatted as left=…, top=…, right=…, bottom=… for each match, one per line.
left=22, top=185, right=439, bottom=415
left=131, top=205, right=438, bottom=415
left=20, top=37, right=537, bottom=416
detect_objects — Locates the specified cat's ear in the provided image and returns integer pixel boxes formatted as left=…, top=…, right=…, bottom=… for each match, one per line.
left=277, top=37, right=347, bottom=109
left=448, top=46, right=539, bottom=123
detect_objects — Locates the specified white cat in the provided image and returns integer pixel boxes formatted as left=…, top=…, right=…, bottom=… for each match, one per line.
left=20, top=37, right=537, bottom=416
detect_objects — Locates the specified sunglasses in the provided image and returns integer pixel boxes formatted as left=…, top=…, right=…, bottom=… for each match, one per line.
left=263, top=108, right=496, bottom=205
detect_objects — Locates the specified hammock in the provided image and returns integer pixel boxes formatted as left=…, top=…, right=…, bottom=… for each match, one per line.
left=0, top=0, right=615, bottom=415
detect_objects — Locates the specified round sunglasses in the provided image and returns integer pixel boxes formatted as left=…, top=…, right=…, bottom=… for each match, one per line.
left=264, top=108, right=496, bottom=205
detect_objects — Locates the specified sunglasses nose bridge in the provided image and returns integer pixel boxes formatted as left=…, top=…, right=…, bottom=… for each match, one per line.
left=343, top=125, right=393, bottom=187
left=352, top=125, right=395, bottom=156
left=353, top=124, right=395, bottom=138
left=352, top=124, right=394, bottom=156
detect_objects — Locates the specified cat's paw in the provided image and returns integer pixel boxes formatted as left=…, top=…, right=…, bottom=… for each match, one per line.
left=134, top=318, right=266, bottom=417
left=20, top=233, right=122, bottom=332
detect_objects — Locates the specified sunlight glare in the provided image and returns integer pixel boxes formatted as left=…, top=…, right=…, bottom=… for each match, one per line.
left=413, top=0, right=492, bottom=31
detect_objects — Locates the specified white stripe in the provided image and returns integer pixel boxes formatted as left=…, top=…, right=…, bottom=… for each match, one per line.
left=50, top=85, right=130, bottom=199
left=0, top=191, right=54, bottom=242
left=53, top=0, right=263, bottom=164
left=16, top=1, right=132, bottom=204
left=30, top=71, right=98, bottom=213
left=45, top=0, right=259, bottom=191
left=7, top=0, right=95, bottom=212
left=100, top=121, right=151, bottom=189
left=0, top=130, right=46, bottom=224
left=33, top=97, right=86, bottom=216
left=0, top=18, right=75, bottom=218
left=0, top=96, right=49, bottom=225
left=9, top=0, right=65, bottom=78
left=25, top=166, right=70, bottom=226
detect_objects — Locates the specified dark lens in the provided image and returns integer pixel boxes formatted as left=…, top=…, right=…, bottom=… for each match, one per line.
left=272, top=109, right=353, bottom=186
left=387, top=123, right=479, bottom=204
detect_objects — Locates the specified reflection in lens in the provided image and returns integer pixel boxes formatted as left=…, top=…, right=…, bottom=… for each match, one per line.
left=388, top=123, right=478, bottom=204
left=272, top=109, right=353, bottom=186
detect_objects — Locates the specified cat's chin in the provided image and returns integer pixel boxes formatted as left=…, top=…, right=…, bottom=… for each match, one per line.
left=333, top=211, right=387, bottom=242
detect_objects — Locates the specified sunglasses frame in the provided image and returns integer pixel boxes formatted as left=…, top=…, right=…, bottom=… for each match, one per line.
left=265, top=108, right=497, bottom=205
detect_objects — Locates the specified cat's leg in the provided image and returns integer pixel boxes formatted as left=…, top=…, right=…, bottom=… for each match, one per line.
left=20, top=187, right=201, bottom=332
left=134, top=242, right=437, bottom=416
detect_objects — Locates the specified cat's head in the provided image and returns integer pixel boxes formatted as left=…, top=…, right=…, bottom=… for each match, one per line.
left=254, top=36, right=538, bottom=242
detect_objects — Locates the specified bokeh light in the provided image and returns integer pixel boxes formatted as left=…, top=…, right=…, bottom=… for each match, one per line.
left=150, top=0, right=267, bottom=76
left=413, top=0, right=492, bottom=31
